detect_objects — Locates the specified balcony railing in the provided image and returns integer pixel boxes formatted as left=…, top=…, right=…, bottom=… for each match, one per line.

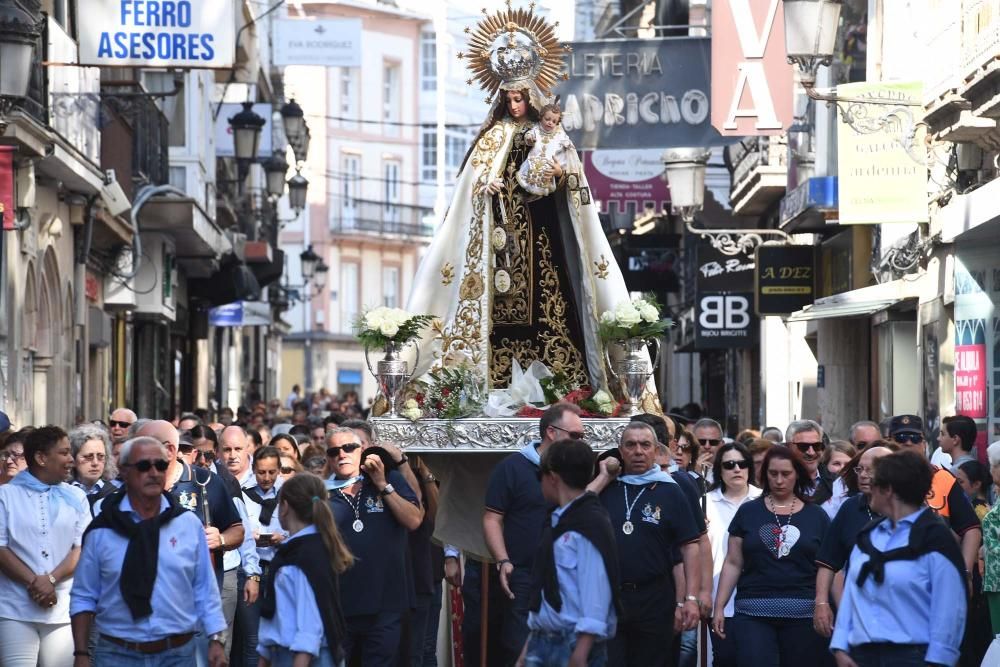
left=16, top=2, right=47, bottom=126
left=99, top=82, right=169, bottom=200
left=330, top=197, right=435, bottom=238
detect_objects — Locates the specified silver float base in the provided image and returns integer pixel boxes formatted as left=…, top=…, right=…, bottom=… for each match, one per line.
left=371, top=416, right=631, bottom=452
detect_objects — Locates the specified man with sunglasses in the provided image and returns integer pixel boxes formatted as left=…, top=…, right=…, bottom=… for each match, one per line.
left=785, top=420, right=834, bottom=504
left=108, top=408, right=137, bottom=451
left=483, top=403, right=585, bottom=666
left=71, top=436, right=228, bottom=667
left=848, top=420, right=881, bottom=453
left=888, top=414, right=981, bottom=578
left=326, top=427, right=422, bottom=665
left=692, top=418, right=724, bottom=484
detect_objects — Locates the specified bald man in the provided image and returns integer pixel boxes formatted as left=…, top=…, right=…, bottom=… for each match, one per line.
left=220, top=425, right=255, bottom=488
left=108, top=407, right=137, bottom=448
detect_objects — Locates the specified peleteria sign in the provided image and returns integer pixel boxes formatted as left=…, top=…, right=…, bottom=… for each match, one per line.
left=76, top=0, right=236, bottom=68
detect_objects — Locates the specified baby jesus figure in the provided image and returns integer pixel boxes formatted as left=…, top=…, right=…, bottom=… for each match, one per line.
left=516, top=103, right=573, bottom=197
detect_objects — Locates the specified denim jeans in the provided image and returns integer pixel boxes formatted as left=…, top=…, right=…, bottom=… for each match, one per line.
left=523, top=629, right=607, bottom=667
left=421, top=580, right=443, bottom=667
left=731, top=615, right=828, bottom=667
left=848, top=643, right=928, bottom=667
left=235, top=568, right=262, bottom=667
left=409, top=592, right=435, bottom=667
left=93, top=634, right=196, bottom=666
left=268, top=645, right=344, bottom=667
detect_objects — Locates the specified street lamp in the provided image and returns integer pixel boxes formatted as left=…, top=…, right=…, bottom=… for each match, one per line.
left=314, top=259, right=329, bottom=291
left=228, top=102, right=266, bottom=162
left=0, top=3, right=41, bottom=126
left=288, top=172, right=309, bottom=216
left=783, top=0, right=843, bottom=86
left=280, top=98, right=305, bottom=145
left=299, top=244, right=320, bottom=283
left=262, top=152, right=289, bottom=199
left=662, top=147, right=791, bottom=256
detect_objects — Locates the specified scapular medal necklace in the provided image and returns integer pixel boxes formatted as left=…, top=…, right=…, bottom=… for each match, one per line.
left=339, top=488, right=364, bottom=533
left=769, top=496, right=793, bottom=558
left=622, top=483, right=648, bottom=535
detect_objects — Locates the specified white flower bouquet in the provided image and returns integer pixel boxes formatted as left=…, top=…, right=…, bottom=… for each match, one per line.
left=354, top=307, right=435, bottom=347
left=597, top=295, right=672, bottom=342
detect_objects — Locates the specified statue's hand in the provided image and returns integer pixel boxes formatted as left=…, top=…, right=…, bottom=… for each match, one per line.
left=543, top=160, right=562, bottom=180
left=486, top=178, right=503, bottom=195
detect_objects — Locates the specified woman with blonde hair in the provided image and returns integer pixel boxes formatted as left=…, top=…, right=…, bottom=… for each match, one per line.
left=257, top=473, right=354, bottom=666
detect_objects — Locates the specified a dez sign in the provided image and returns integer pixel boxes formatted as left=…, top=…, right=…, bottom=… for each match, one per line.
left=695, top=245, right=757, bottom=349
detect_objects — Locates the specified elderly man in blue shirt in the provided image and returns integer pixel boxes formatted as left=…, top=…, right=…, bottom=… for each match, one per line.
left=69, top=436, right=228, bottom=667
left=516, top=438, right=619, bottom=667
left=831, top=450, right=967, bottom=667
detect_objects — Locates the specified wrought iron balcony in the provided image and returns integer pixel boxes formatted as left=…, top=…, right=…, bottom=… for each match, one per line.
left=330, top=197, right=435, bottom=238
left=726, top=136, right=788, bottom=216
left=98, top=82, right=170, bottom=201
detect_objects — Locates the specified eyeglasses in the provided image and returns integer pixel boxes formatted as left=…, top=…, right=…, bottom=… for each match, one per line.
left=280, top=466, right=296, bottom=475
left=178, top=444, right=194, bottom=454
left=549, top=424, right=586, bottom=440
left=698, top=438, right=721, bottom=447
left=793, top=442, right=825, bottom=454
left=676, top=442, right=692, bottom=451
left=326, top=443, right=362, bottom=457
left=853, top=466, right=875, bottom=478
left=108, top=419, right=133, bottom=429
left=78, top=452, right=106, bottom=463
left=125, top=459, right=168, bottom=473
left=0, top=450, right=24, bottom=462
left=721, top=460, right=750, bottom=471
left=892, top=433, right=923, bottom=445
left=853, top=441, right=875, bottom=450
left=199, top=450, right=217, bottom=462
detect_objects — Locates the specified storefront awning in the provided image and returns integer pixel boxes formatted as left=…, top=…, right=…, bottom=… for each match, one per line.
left=785, top=278, right=921, bottom=323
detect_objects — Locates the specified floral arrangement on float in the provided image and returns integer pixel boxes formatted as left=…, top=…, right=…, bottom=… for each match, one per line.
left=356, top=307, right=435, bottom=418
left=596, top=295, right=671, bottom=416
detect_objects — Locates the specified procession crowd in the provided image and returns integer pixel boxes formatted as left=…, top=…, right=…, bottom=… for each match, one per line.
left=0, top=395, right=994, bottom=667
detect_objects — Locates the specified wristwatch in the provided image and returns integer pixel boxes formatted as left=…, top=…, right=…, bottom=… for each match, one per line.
left=422, top=474, right=437, bottom=484
left=248, top=575, right=261, bottom=583
left=47, top=574, right=56, bottom=585
left=496, top=558, right=512, bottom=571
left=685, top=595, right=698, bottom=603
left=380, top=483, right=396, bottom=498
left=208, top=632, right=224, bottom=645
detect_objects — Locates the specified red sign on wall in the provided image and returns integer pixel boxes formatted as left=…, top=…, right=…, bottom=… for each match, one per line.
left=955, top=343, right=987, bottom=419
left=711, top=0, right=795, bottom=136
left=0, top=146, right=14, bottom=230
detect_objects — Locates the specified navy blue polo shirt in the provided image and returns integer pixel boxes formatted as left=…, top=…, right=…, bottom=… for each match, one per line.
left=170, top=463, right=242, bottom=576
left=600, top=480, right=700, bottom=584
left=728, top=497, right=829, bottom=601
left=816, top=494, right=879, bottom=572
left=670, top=471, right=707, bottom=564
left=484, top=448, right=552, bottom=568
left=331, top=470, right=419, bottom=615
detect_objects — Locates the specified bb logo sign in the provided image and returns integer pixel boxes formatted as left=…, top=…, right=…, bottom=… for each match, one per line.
left=699, top=295, right=752, bottom=330
left=695, top=245, right=757, bottom=349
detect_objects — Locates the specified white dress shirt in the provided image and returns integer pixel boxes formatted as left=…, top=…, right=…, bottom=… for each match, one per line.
left=0, top=480, right=90, bottom=623
left=705, top=485, right=762, bottom=617
left=256, top=525, right=327, bottom=659
left=242, top=483, right=286, bottom=563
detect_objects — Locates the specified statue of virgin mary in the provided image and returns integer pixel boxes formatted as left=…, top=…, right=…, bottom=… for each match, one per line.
left=407, top=5, right=650, bottom=399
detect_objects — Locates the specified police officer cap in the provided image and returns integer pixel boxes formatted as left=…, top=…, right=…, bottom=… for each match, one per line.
left=888, top=414, right=923, bottom=437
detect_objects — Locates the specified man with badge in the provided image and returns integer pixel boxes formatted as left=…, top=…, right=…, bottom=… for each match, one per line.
left=589, top=421, right=702, bottom=666
left=326, top=426, right=423, bottom=665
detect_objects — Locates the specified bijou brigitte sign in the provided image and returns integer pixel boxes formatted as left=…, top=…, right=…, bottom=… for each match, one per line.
left=711, top=0, right=795, bottom=136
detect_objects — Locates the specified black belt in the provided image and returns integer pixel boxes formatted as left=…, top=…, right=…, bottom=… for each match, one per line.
left=101, top=632, right=195, bottom=654
left=621, top=575, right=670, bottom=592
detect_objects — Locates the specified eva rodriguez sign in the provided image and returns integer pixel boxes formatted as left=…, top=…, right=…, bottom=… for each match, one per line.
left=76, top=1, right=236, bottom=68
left=695, top=244, right=757, bottom=349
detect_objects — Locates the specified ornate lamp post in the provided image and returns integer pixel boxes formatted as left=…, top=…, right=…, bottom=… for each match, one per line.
left=288, top=172, right=309, bottom=216
left=0, top=3, right=41, bottom=130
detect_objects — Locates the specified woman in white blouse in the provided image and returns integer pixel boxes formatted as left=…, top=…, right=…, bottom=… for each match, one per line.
left=0, top=425, right=91, bottom=666
left=706, top=441, right=761, bottom=667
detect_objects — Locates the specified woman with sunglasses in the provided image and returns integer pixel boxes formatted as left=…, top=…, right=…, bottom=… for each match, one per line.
left=672, top=429, right=705, bottom=487
left=705, top=442, right=761, bottom=667
left=712, top=445, right=831, bottom=667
